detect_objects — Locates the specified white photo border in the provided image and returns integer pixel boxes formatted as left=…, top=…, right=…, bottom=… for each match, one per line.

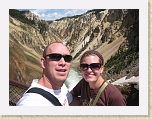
left=0, top=0, right=148, bottom=115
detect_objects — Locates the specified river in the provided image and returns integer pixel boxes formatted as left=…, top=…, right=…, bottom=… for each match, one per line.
left=64, top=67, right=82, bottom=91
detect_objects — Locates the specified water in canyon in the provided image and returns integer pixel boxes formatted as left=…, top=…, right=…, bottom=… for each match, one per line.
left=64, top=67, right=82, bottom=91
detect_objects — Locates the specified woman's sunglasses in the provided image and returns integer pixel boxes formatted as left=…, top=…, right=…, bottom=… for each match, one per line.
left=44, top=53, right=72, bottom=62
left=80, top=63, right=101, bottom=71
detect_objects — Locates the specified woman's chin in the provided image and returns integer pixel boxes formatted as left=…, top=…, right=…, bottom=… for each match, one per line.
left=85, top=78, right=96, bottom=83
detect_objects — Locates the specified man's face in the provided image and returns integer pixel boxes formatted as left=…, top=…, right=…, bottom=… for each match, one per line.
left=42, top=43, right=71, bottom=88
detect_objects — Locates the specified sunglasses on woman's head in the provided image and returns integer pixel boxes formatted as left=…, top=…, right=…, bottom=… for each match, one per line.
left=80, top=63, right=101, bottom=71
left=44, top=53, right=72, bottom=62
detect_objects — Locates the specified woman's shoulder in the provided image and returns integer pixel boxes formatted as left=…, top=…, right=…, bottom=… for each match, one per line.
left=105, top=82, right=120, bottom=92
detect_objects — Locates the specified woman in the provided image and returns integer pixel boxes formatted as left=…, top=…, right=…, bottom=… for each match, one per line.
left=70, top=50, right=126, bottom=106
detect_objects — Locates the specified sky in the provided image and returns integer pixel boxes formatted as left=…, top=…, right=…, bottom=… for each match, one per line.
left=19, top=9, right=90, bottom=21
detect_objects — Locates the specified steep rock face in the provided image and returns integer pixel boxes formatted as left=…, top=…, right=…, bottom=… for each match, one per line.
left=49, top=10, right=110, bottom=53
left=48, top=9, right=137, bottom=65
left=9, top=17, right=64, bottom=54
left=9, top=12, right=63, bottom=83
left=9, top=9, right=139, bottom=84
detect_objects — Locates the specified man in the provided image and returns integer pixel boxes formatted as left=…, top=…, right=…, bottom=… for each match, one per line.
left=17, top=42, right=73, bottom=106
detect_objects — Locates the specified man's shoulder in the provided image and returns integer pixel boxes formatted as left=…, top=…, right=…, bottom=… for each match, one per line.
left=16, top=92, right=54, bottom=106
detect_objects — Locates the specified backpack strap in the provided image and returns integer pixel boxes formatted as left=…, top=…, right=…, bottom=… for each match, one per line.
left=26, top=87, right=62, bottom=106
left=92, top=81, right=109, bottom=106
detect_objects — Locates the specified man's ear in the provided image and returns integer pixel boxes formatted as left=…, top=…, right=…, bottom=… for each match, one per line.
left=40, top=57, right=46, bottom=68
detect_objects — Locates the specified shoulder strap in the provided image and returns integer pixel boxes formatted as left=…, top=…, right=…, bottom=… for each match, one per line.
left=26, top=87, right=62, bottom=106
left=92, top=81, right=109, bottom=106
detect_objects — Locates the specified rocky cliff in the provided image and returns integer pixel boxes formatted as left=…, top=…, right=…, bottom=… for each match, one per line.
left=9, top=9, right=139, bottom=85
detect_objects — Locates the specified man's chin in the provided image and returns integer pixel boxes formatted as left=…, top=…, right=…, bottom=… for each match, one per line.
left=57, top=76, right=67, bottom=82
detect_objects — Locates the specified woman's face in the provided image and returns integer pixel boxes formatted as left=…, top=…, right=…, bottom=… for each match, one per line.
left=80, top=55, right=103, bottom=83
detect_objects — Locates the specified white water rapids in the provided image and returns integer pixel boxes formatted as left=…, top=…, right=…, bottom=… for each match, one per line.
left=64, top=67, right=82, bottom=91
